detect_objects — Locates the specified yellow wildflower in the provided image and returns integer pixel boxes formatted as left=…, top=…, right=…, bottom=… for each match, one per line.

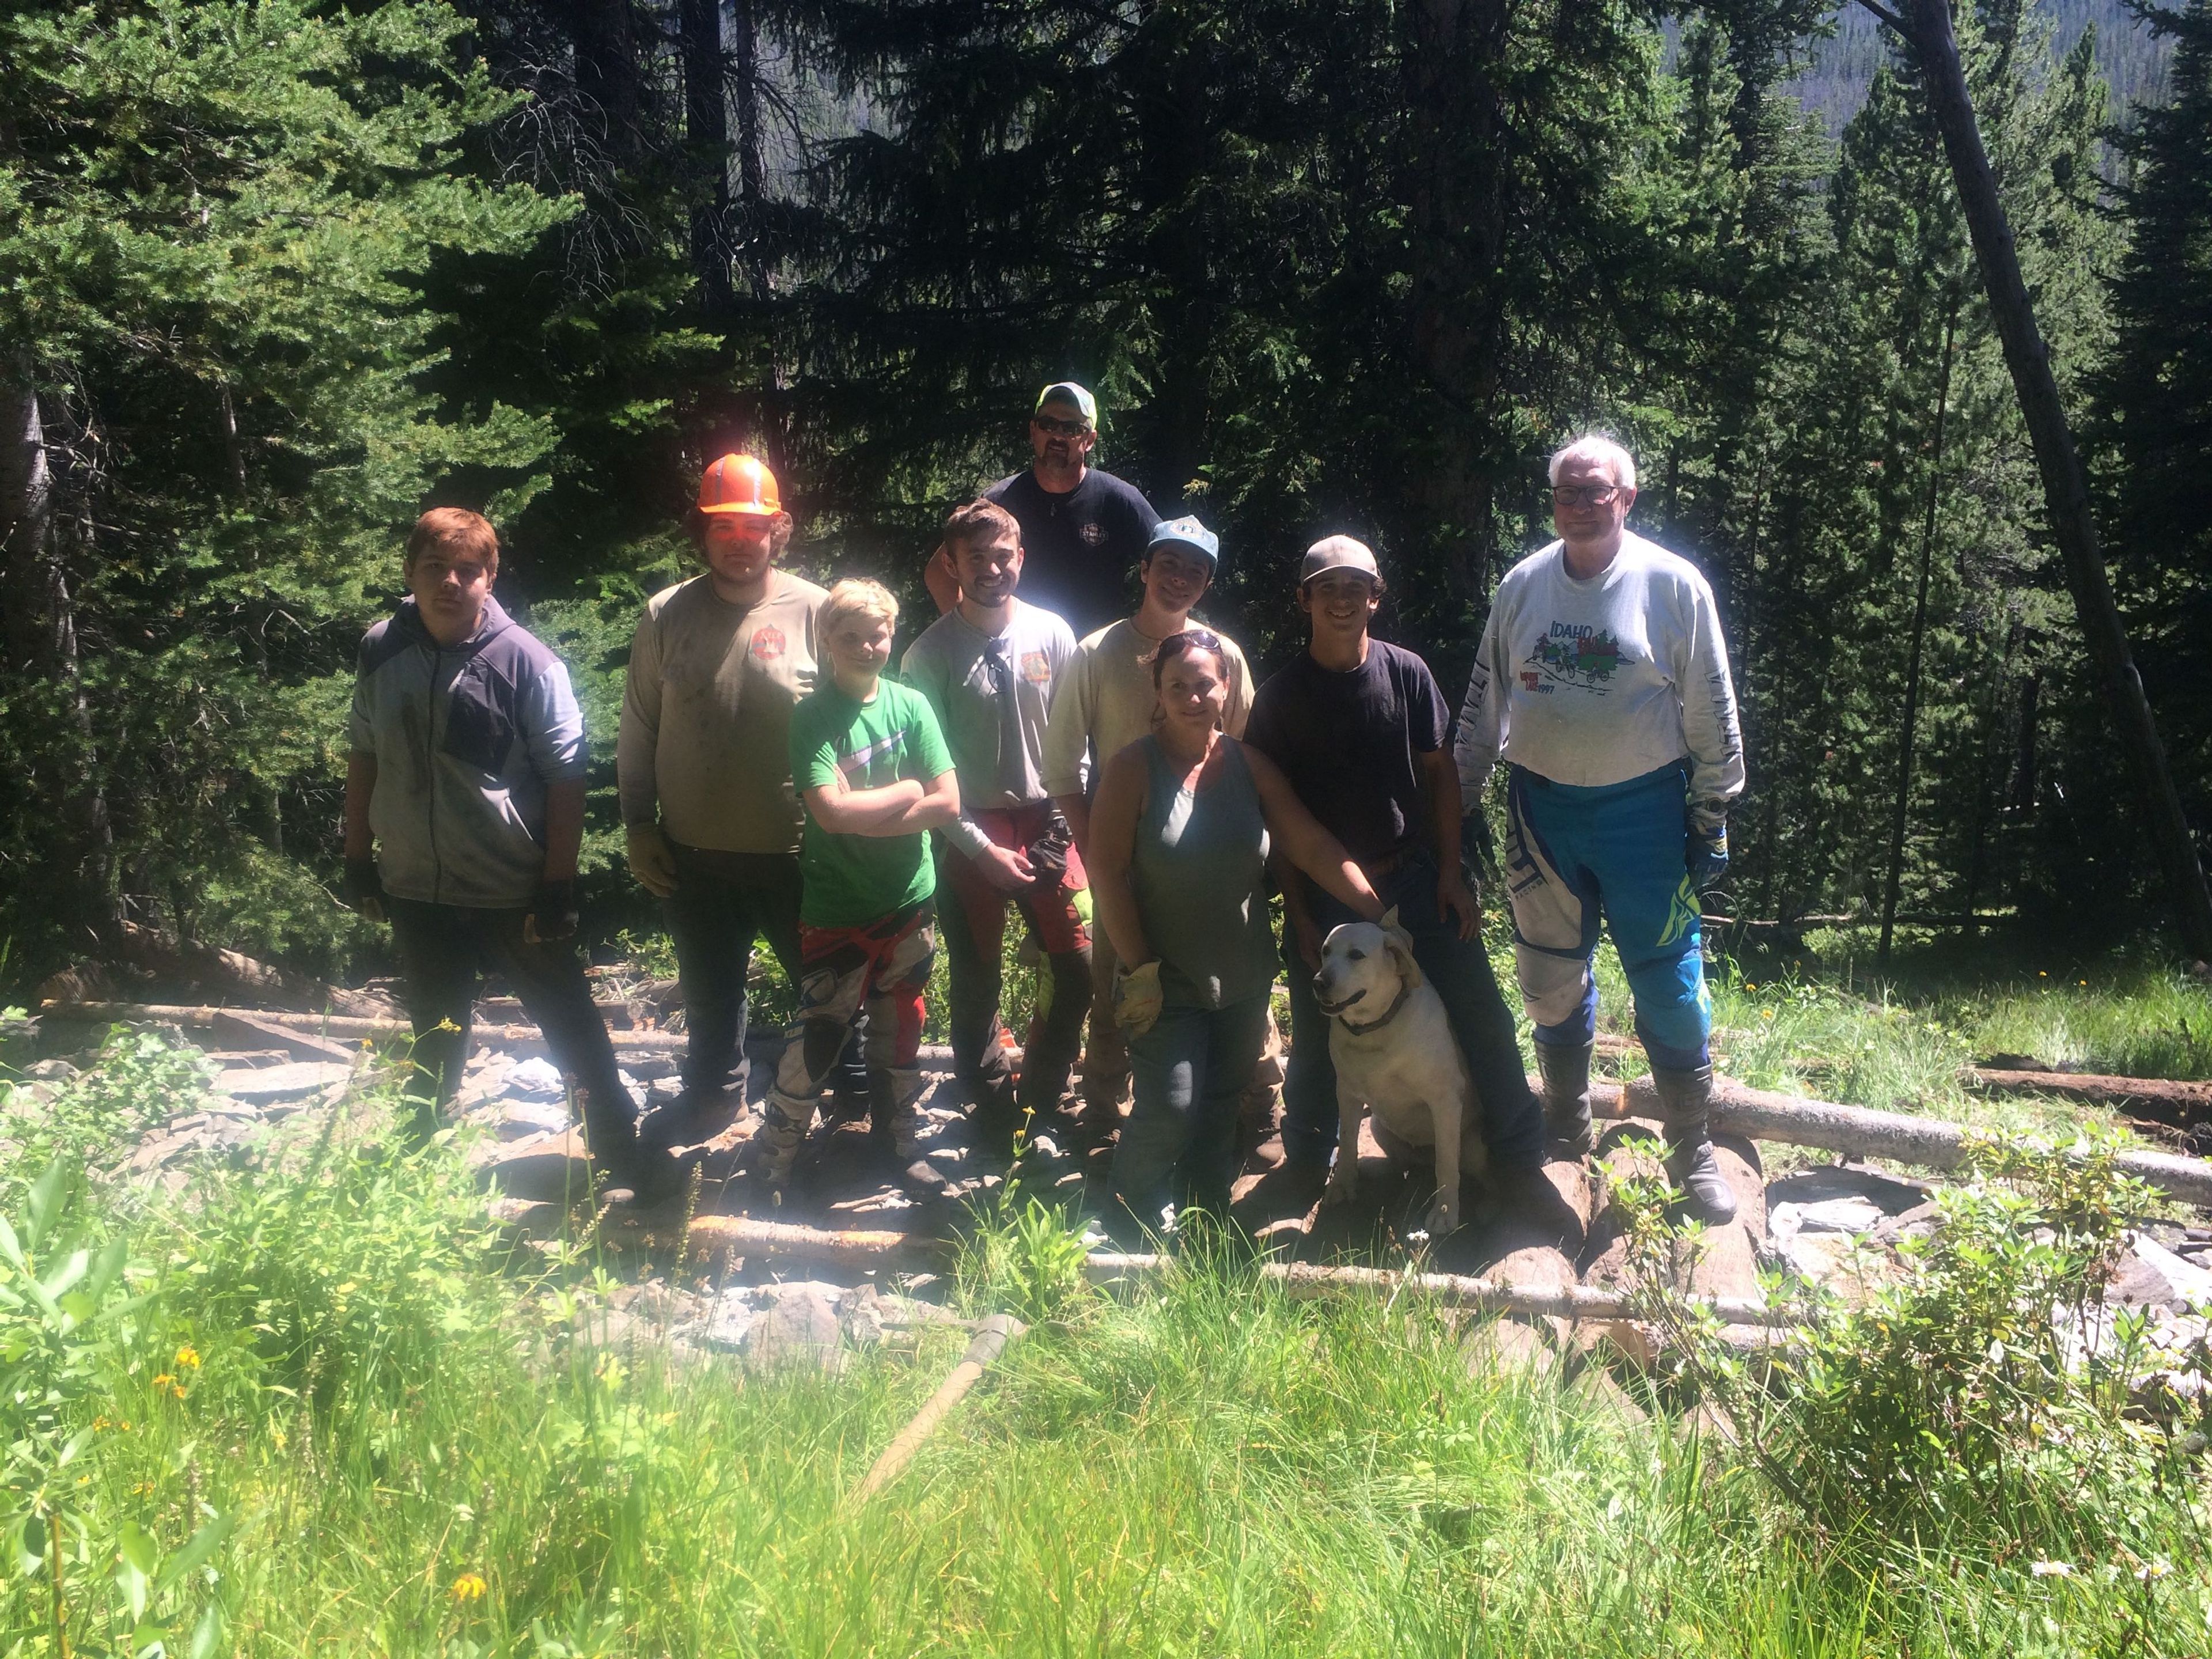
left=450, top=1572, right=488, bottom=1603
left=174, top=1344, right=201, bottom=1370
left=151, top=1374, right=175, bottom=1389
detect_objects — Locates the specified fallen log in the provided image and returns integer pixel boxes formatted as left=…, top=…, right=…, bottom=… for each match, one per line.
left=491, top=1200, right=958, bottom=1271
left=1586, top=1075, right=2212, bottom=1210
left=1965, top=1067, right=2212, bottom=1128
left=1083, top=1253, right=1798, bottom=1327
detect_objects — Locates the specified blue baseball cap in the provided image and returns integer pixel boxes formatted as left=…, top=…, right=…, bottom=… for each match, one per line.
left=1146, top=516, right=1221, bottom=570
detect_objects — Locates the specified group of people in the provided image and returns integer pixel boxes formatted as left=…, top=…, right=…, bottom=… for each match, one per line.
left=341, top=380, right=1745, bottom=1232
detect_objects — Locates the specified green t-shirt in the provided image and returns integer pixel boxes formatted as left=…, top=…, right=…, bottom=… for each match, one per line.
left=788, top=677, right=955, bottom=927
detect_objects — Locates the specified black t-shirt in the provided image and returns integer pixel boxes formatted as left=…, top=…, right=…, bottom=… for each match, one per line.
left=986, top=467, right=1158, bottom=639
left=1243, top=640, right=1450, bottom=865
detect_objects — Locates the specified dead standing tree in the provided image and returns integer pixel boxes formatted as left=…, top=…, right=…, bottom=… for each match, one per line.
left=1860, top=0, right=2212, bottom=961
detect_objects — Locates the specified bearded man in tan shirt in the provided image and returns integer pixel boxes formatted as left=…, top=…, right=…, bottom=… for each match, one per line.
left=618, top=455, right=865, bottom=1133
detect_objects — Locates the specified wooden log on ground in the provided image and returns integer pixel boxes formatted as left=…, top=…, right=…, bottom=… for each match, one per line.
left=213, top=1007, right=357, bottom=1064
left=491, top=1200, right=958, bottom=1272
left=1587, top=1075, right=2212, bottom=1210
left=1081, top=1253, right=1798, bottom=1327
left=1965, top=1068, right=2212, bottom=1127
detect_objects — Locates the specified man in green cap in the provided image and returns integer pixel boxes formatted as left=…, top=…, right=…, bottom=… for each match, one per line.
left=930, top=382, right=1159, bottom=639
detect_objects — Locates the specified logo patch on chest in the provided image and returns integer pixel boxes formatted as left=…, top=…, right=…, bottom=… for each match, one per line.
left=749, top=624, right=786, bottom=663
left=1020, top=650, right=1052, bottom=684
left=1077, top=521, right=1107, bottom=547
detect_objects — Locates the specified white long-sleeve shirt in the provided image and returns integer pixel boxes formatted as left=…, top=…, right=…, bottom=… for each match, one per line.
left=1454, top=533, right=1744, bottom=824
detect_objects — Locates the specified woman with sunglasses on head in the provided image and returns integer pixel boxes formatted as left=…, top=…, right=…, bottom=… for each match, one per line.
left=1086, top=628, right=1383, bottom=1242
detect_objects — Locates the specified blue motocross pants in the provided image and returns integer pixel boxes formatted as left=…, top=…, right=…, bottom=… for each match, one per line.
left=1503, top=762, right=1710, bottom=1070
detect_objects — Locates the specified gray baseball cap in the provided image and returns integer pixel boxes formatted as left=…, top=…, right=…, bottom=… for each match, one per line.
left=1147, top=516, right=1221, bottom=570
left=1300, top=535, right=1380, bottom=584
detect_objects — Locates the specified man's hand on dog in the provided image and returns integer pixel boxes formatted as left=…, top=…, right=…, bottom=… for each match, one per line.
left=1437, top=864, right=1481, bottom=941
left=1113, top=960, right=1163, bottom=1038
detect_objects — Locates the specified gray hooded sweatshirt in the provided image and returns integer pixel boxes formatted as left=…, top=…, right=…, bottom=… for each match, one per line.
left=348, top=594, right=586, bottom=908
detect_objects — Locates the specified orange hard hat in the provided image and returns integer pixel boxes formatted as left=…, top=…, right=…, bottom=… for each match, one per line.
left=698, top=453, right=783, bottom=516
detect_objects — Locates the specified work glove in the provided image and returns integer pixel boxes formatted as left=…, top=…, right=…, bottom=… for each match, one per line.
left=1113, top=959, right=1164, bottom=1040
left=342, top=855, right=387, bottom=924
left=524, top=878, right=579, bottom=945
left=1685, top=818, right=1729, bottom=893
left=626, top=823, right=680, bottom=898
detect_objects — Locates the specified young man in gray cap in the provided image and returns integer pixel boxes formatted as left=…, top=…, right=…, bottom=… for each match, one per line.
left=930, top=384, right=1159, bottom=639
left=1043, top=516, right=1255, bottom=1132
left=1243, top=535, right=1546, bottom=1190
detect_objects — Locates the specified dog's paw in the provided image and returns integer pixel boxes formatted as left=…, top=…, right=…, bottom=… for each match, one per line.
left=1423, top=1193, right=1463, bottom=1237
left=1321, top=1171, right=1358, bottom=1209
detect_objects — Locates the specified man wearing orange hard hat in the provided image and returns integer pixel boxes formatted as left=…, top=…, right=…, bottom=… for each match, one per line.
left=617, top=452, right=866, bottom=1149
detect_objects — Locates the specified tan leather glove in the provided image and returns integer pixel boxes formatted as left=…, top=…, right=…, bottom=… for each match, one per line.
left=626, top=823, right=680, bottom=899
left=1113, top=959, right=1164, bottom=1039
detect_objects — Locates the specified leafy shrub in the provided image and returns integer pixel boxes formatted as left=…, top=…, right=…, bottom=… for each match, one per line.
left=0, top=1028, right=212, bottom=1205
left=154, top=1111, right=520, bottom=1415
left=1618, top=1130, right=2195, bottom=1559
left=955, top=1184, right=1093, bottom=1325
left=0, top=1162, right=229, bottom=1654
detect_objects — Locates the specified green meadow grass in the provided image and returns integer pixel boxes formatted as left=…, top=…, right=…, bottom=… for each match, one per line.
left=3, top=953, right=2210, bottom=1654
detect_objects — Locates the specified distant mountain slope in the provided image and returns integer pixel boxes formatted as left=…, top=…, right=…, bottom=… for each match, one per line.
left=1790, top=1, right=2173, bottom=131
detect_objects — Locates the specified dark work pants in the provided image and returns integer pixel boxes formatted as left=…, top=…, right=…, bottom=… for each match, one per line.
left=385, top=897, right=639, bottom=1173
left=662, top=842, right=866, bottom=1103
left=1279, top=848, right=1545, bottom=1172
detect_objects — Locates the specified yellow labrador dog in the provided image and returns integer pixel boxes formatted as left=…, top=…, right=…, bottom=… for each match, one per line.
left=1313, top=910, right=1487, bottom=1237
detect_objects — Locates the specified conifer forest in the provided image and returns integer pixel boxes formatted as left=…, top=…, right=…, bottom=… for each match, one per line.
left=2, top=0, right=2209, bottom=987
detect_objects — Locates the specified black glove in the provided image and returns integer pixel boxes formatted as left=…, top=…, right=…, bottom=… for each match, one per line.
left=1686, top=819, right=1729, bottom=892
left=525, top=878, right=579, bottom=945
left=342, top=855, right=386, bottom=923
left=1024, top=811, right=1074, bottom=889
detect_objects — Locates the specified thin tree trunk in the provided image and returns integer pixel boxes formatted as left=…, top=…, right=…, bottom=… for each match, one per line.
left=680, top=0, right=733, bottom=316
left=1402, top=0, right=1512, bottom=619
left=1877, top=0, right=2212, bottom=960
left=1, top=367, right=115, bottom=941
left=1879, top=286, right=1960, bottom=968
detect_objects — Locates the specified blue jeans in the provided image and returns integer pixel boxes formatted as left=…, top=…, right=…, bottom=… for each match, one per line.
left=1503, top=763, right=1710, bottom=1070
left=1111, top=993, right=1271, bottom=1238
left=1280, top=848, right=1544, bottom=1171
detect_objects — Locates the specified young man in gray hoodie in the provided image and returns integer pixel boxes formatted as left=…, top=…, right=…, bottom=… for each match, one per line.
left=343, top=508, right=665, bottom=1198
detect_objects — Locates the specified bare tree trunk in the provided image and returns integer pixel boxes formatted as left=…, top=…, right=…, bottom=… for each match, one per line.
left=1876, top=0, right=2212, bottom=960
left=1878, top=286, right=1960, bottom=968
left=570, top=0, right=646, bottom=168
left=1, top=366, right=115, bottom=942
left=680, top=0, right=733, bottom=316
left=1402, top=0, right=1512, bottom=618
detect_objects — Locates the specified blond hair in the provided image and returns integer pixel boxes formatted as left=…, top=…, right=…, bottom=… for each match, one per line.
left=819, top=577, right=900, bottom=648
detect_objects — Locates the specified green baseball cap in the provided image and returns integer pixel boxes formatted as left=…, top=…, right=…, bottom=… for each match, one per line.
left=1034, top=382, right=1098, bottom=429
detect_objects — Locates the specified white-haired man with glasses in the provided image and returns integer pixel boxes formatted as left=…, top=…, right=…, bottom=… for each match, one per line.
left=1453, top=434, right=1745, bottom=1221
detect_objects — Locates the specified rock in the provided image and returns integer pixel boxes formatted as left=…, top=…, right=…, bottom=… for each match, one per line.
left=1463, top=1316, right=1555, bottom=1376
left=2110, top=1234, right=2212, bottom=1315
left=503, top=1056, right=567, bottom=1099
left=475, top=1129, right=596, bottom=1202
left=698, top=1289, right=757, bottom=1353
left=495, top=1099, right=572, bottom=1141
left=217, top=1061, right=352, bottom=1103
left=839, top=1283, right=886, bottom=1347
left=24, top=1059, right=79, bottom=1083
left=744, top=1282, right=846, bottom=1372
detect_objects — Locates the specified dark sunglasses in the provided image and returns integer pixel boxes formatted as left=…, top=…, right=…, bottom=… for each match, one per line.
left=1032, top=414, right=1090, bottom=437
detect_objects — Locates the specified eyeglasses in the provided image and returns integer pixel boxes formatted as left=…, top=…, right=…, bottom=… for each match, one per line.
left=1153, top=628, right=1225, bottom=677
left=1032, top=415, right=1090, bottom=438
left=1551, top=484, right=1623, bottom=507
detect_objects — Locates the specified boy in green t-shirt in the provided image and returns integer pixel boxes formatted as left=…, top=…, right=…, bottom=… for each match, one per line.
left=751, top=578, right=964, bottom=1188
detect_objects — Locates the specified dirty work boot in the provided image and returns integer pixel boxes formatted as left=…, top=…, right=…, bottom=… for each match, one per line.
left=749, top=1089, right=817, bottom=1187
left=1535, top=1039, right=1597, bottom=1157
left=1649, top=1063, right=1737, bottom=1226
left=870, top=1067, right=951, bottom=1195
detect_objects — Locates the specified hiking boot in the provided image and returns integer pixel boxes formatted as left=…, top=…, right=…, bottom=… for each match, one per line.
left=866, top=1066, right=951, bottom=1195
left=1536, top=1039, right=1597, bottom=1157
left=749, top=1090, right=816, bottom=1186
left=1649, top=1063, right=1737, bottom=1226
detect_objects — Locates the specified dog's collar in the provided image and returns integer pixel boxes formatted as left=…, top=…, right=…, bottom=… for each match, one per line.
left=1335, top=980, right=1415, bottom=1036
